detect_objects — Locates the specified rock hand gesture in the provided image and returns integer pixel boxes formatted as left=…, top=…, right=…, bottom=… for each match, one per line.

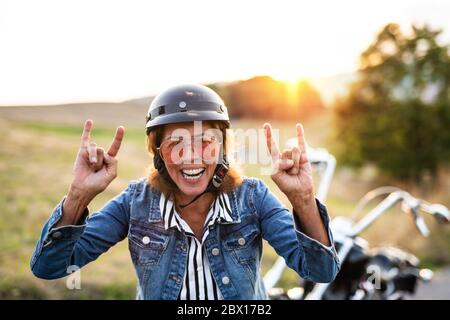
left=56, top=120, right=125, bottom=227
left=263, top=122, right=331, bottom=246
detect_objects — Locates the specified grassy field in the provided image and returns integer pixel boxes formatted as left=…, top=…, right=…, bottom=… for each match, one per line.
left=0, top=106, right=449, bottom=299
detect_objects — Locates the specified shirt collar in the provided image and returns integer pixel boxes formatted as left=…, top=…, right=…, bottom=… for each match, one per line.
left=159, top=192, right=234, bottom=233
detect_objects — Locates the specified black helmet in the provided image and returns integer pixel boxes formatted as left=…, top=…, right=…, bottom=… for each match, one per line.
left=145, top=84, right=230, bottom=134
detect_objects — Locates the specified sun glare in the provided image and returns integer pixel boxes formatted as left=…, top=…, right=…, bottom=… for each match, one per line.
left=1, top=0, right=450, bottom=105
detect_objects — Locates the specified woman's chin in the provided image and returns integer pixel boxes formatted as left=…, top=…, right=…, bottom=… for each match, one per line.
left=176, top=173, right=210, bottom=196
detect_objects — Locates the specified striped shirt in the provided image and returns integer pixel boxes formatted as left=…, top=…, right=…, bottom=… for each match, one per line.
left=160, top=192, right=234, bottom=300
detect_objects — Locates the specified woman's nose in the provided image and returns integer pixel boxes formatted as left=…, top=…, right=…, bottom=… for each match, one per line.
left=181, top=143, right=203, bottom=164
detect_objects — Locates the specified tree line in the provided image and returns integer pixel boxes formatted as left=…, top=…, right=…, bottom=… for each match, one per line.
left=208, top=76, right=325, bottom=121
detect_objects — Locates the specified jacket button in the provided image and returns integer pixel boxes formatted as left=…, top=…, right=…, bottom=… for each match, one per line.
left=142, top=236, right=150, bottom=245
left=52, top=231, right=62, bottom=239
left=222, top=276, right=230, bottom=285
left=238, top=238, right=246, bottom=246
left=212, top=248, right=220, bottom=256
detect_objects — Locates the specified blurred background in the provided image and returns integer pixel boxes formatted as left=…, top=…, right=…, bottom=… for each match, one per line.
left=0, top=0, right=449, bottom=299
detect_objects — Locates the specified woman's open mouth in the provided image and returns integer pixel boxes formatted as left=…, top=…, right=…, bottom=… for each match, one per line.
left=180, top=168, right=206, bottom=180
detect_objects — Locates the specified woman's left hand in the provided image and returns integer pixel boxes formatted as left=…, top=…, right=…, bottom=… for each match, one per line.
left=263, top=123, right=314, bottom=202
left=264, top=122, right=331, bottom=246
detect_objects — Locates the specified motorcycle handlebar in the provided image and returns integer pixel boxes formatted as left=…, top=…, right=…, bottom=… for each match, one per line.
left=421, top=203, right=450, bottom=223
left=400, top=191, right=449, bottom=236
left=350, top=190, right=449, bottom=237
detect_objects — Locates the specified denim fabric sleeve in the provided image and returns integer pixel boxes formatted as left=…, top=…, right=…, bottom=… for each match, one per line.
left=255, top=178, right=340, bottom=283
left=30, top=181, right=136, bottom=280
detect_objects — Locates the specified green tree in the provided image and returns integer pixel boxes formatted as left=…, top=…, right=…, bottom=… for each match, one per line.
left=334, top=23, right=450, bottom=181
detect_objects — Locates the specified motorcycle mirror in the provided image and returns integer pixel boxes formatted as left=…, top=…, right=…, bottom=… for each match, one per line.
left=429, top=204, right=450, bottom=224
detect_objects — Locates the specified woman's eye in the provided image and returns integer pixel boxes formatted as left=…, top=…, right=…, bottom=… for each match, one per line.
left=170, top=137, right=183, bottom=143
left=173, top=140, right=184, bottom=147
left=202, top=136, right=215, bottom=143
left=164, top=138, right=182, bottom=149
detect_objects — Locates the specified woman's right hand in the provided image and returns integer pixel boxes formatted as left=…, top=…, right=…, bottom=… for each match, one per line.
left=70, top=119, right=125, bottom=199
left=55, top=119, right=125, bottom=227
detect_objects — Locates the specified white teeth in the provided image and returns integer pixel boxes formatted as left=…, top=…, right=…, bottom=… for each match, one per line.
left=181, top=168, right=205, bottom=180
left=181, top=168, right=205, bottom=175
left=182, top=173, right=203, bottom=180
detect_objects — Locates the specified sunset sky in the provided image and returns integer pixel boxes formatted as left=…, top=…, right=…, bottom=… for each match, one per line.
left=1, top=0, right=450, bottom=105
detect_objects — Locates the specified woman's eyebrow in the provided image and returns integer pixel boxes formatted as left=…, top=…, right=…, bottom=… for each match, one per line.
left=170, top=134, right=183, bottom=138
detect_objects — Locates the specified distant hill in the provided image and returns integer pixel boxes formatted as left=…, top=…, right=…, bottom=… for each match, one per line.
left=120, top=72, right=357, bottom=108
left=0, top=72, right=357, bottom=126
left=0, top=102, right=150, bottom=127
left=121, top=96, right=154, bottom=108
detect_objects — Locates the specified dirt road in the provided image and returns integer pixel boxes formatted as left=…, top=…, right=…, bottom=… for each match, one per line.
left=409, top=267, right=450, bottom=300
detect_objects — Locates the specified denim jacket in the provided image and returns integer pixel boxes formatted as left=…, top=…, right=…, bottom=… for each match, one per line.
left=30, top=176, right=340, bottom=299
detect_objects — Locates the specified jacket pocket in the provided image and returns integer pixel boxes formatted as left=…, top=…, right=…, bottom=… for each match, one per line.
left=222, top=223, right=261, bottom=288
left=222, top=223, right=260, bottom=264
left=128, top=220, right=170, bottom=266
left=223, top=224, right=260, bottom=251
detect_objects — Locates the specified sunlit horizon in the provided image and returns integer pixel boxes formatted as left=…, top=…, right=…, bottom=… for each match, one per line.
left=1, top=0, right=450, bottom=106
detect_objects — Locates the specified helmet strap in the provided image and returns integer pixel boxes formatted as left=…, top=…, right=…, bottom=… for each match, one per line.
left=179, top=154, right=229, bottom=209
left=153, top=153, right=178, bottom=188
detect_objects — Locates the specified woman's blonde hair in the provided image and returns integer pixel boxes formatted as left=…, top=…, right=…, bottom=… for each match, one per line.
left=145, top=121, right=243, bottom=196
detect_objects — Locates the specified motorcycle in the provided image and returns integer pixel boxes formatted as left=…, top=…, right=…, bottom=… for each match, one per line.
left=264, top=144, right=450, bottom=300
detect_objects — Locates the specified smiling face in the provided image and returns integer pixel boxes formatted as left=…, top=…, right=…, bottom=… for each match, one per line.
left=160, top=122, right=222, bottom=197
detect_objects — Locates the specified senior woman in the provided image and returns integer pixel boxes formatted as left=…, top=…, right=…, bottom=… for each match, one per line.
left=31, top=84, right=340, bottom=300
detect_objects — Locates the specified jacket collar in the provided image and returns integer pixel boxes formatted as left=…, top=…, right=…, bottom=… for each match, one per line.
left=147, top=185, right=241, bottom=224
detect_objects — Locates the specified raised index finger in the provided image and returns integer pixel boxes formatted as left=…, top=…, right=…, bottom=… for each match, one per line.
left=263, top=123, right=280, bottom=163
left=107, top=126, right=125, bottom=157
left=80, top=119, right=93, bottom=148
